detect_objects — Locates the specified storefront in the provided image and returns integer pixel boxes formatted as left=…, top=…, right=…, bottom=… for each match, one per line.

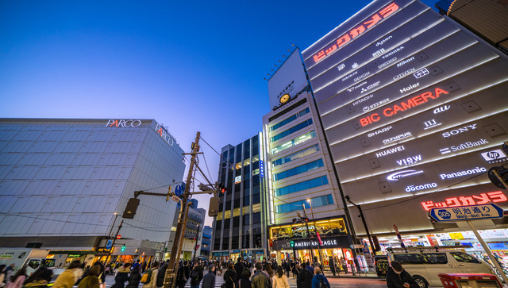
left=212, top=249, right=265, bottom=262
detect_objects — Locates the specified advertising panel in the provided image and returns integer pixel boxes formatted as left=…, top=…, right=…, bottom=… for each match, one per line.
left=268, top=49, right=309, bottom=111
left=303, top=0, right=508, bottom=234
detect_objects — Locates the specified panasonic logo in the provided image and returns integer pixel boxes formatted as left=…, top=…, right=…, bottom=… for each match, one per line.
left=442, top=124, right=477, bottom=138
left=387, top=169, right=424, bottom=181
left=440, top=167, right=487, bottom=179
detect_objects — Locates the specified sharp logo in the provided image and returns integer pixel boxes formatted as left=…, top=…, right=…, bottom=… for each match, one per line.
left=481, top=149, right=507, bottom=164
left=442, top=124, right=477, bottom=138
left=387, top=169, right=424, bottom=181
left=440, top=139, right=488, bottom=155
left=433, top=105, right=450, bottom=114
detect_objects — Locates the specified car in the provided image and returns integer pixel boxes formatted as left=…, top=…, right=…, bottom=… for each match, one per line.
left=388, top=251, right=496, bottom=288
left=374, top=255, right=389, bottom=277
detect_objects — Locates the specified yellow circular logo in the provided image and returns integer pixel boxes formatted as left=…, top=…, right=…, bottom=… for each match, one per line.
left=280, top=94, right=290, bottom=104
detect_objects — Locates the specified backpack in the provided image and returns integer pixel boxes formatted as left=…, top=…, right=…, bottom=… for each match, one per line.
left=141, top=269, right=153, bottom=284
left=190, top=269, right=200, bottom=282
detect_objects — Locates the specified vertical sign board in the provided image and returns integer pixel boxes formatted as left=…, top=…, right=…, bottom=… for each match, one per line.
left=301, top=0, right=508, bottom=234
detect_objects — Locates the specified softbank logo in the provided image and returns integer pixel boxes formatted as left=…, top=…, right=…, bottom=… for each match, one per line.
left=106, top=119, right=142, bottom=127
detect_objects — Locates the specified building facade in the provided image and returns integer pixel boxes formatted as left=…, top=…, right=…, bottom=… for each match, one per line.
left=0, top=118, right=185, bottom=265
left=211, top=134, right=267, bottom=262
left=262, top=49, right=356, bottom=269
left=301, top=0, right=508, bottom=260
left=201, top=225, right=212, bottom=258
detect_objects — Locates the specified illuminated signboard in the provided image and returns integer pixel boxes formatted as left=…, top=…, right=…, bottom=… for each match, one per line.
left=421, top=191, right=508, bottom=211
left=301, top=0, right=508, bottom=234
left=154, top=123, right=175, bottom=146
left=106, top=119, right=142, bottom=127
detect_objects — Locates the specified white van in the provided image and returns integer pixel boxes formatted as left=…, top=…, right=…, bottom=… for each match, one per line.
left=388, top=251, right=496, bottom=288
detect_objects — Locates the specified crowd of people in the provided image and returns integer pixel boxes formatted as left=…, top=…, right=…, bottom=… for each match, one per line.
left=0, top=257, right=417, bottom=288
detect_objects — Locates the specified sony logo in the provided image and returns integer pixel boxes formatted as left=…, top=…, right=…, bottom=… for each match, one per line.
left=442, top=124, right=477, bottom=138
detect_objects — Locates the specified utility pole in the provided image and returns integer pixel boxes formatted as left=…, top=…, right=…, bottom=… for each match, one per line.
left=345, top=196, right=375, bottom=255
left=110, top=220, right=124, bottom=254
left=164, top=132, right=201, bottom=288
left=192, top=224, right=201, bottom=261
left=298, top=210, right=315, bottom=263
left=306, top=200, right=323, bottom=264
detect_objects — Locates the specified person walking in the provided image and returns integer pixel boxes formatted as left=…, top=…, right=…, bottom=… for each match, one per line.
left=234, top=258, right=244, bottom=288
left=23, top=267, right=53, bottom=288
left=386, top=261, right=419, bottom=288
left=5, top=268, right=26, bottom=288
left=305, top=262, right=314, bottom=275
left=53, top=260, right=82, bottom=288
left=311, top=268, right=329, bottom=288
left=251, top=263, right=270, bottom=288
left=114, top=263, right=131, bottom=288
left=141, top=262, right=159, bottom=288
left=189, top=262, right=203, bottom=288
left=239, top=269, right=251, bottom=288
left=273, top=267, right=289, bottom=288
left=156, top=262, right=167, bottom=288
left=125, top=266, right=141, bottom=288
left=297, top=264, right=313, bottom=288
left=223, top=264, right=236, bottom=288
left=91, top=262, right=105, bottom=288
left=0, top=265, right=6, bottom=288
left=77, top=265, right=101, bottom=288
left=175, top=262, right=188, bottom=288
left=201, top=265, right=215, bottom=288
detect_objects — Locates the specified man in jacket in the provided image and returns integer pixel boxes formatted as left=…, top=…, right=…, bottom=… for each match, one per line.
left=53, top=260, right=82, bottom=288
left=386, top=261, right=419, bottom=288
left=234, top=258, right=244, bottom=288
left=189, top=262, right=203, bottom=288
left=156, top=263, right=167, bottom=288
left=251, top=263, right=270, bottom=288
left=297, top=264, right=313, bottom=288
left=311, top=268, right=329, bottom=288
left=201, top=265, right=215, bottom=288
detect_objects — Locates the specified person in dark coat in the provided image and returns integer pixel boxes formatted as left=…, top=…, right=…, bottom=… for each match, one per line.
left=223, top=264, right=236, bottom=288
left=114, top=263, right=131, bottom=288
left=126, top=267, right=141, bottom=288
left=175, top=262, right=188, bottom=288
left=156, top=263, right=167, bottom=288
left=239, top=269, right=251, bottom=288
left=386, top=261, right=419, bottom=288
left=189, top=263, right=203, bottom=288
left=201, top=265, right=215, bottom=288
left=297, top=264, right=313, bottom=288
left=233, top=258, right=244, bottom=288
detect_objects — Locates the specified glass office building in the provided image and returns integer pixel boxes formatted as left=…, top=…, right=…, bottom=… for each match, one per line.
left=211, top=133, right=267, bottom=262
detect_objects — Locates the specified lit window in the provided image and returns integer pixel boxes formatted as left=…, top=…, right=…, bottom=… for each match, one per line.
left=271, top=131, right=316, bottom=154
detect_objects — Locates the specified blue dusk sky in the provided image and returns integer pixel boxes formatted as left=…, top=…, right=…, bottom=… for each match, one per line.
left=0, top=0, right=438, bottom=226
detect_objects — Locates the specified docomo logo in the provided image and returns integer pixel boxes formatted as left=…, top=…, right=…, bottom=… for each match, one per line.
left=387, top=169, right=423, bottom=181
left=421, top=191, right=508, bottom=211
left=359, top=87, right=449, bottom=127
left=406, top=183, right=437, bottom=193
left=312, top=3, right=399, bottom=63
left=106, top=119, right=142, bottom=128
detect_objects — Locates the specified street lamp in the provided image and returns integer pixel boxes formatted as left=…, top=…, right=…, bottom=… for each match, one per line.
left=306, top=199, right=323, bottom=265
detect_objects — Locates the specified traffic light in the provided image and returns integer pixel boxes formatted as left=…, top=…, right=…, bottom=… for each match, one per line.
left=302, top=217, right=309, bottom=222
left=292, top=218, right=300, bottom=223
left=122, top=198, right=140, bottom=219
left=121, top=245, right=126, bottom=252
left=208, top=197, right=220, bottom=217
left=488, top=166, right=508, bottom=189
left=216, top=182, right=227, bottom=194
left=290, top=240, right=294, bottom=248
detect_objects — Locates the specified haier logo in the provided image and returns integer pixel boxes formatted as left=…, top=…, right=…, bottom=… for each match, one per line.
left=481, top=149, right=507, bottom=164
left=387, top=169, right=424, bottom=181
left=106, top=119, right=142, bottom=128
left=442, top=124, right=477, bottom=138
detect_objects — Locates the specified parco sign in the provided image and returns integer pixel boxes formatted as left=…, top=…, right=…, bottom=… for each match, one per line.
left=106, top=119, right=142, bottom=128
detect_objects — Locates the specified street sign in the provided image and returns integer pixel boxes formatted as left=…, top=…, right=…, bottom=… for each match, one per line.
left=106, top=240, right=112, bottom=250
left=171, top=195, right=180, bottom=203
left=116, top=235, right=122, bottom=240
left=350, top=244, right=364, bottom=249
left=175, top=185, right=182, bottom=196
left=429, top=204, right=503, bottom=222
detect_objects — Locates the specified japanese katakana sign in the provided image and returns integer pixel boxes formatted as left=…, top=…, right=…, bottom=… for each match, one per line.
left=421, top=191, right=507, bottom=211
left=429, top=204, right=503, bottom=222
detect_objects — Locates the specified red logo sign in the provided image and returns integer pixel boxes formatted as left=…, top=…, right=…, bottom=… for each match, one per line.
left=421, top=191, right=508, bottom=211
left=359, top=87, right=449, bottom=127
left=117, top=235, right=122, bottom=239
left=312, top=2, right=399, bottom=64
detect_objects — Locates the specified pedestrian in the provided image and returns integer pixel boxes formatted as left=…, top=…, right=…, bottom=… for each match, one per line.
left=114, top=263, right=131, bottom=288
left=189, top=262, right=203, bottom=288
left=328, top=258, right=336, bottom=277
left=53, top=260, right=82, bottom=288
left=265, top=264, right=274, bottom=278
left=77, top=265, right=101, bottom=288
left=125, top=266, right=141, bottom=288
left=239, top=268, right=251, bottom=288
left=156, top=262, right=167, bottom=288
left=4, top=265, right=14, bottom=286
left=175, top=262, right=188, bottom=288
left=223, top=263, right=236, bottom=288
left=297, top=264, right=313, bottom=288
left=386, top=261, right=419, bottom=288
left=201, top=265, right=215, bottom=288
left=234, top=258, right=244, bottom=288
left=23, top=267, right=52, bottom=288
left=284, top=261, right=290, bottom=278
left=251, top=263, right=270, bottom=288
left=311, top=268, right=329, bottom=288
left=141, top=261, right=147, bottom=273
left=305, top=262, right=314, bottom=275
left=5, top=268, right=26, bottom=288
left=91, top=262, right=105, bottom=288
left=273, top=267, right=289, bottom=288
left=133, top=260, right=141, bottom=271
left=141, top=262, right=159, bottom=288
left=0, top=265, right=5, bottom=288
left=340, top=258, right=347, bottom=274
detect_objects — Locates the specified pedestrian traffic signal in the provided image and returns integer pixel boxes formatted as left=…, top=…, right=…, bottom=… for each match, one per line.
left=122, top=198, right=140, bottom=219
left=121, top=245, right=126, bottom=252
left=290, top=240, right=294, bottom=248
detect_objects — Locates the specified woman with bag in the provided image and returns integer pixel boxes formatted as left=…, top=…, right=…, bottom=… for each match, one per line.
left=125, top=266, right=141, bottom=288
left=223, top=264, right=236, bottom=288
left=5, top=268, right=26, bottom=288
left=273, top=267, right=289, bottom=288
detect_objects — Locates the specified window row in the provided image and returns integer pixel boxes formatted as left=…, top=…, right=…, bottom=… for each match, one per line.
left=272, top=144, right=320, bottom=168
left=275, top=175, right=328, bottom=196
left=271, top=119, right=313, bottom=143
left=273, top=159, right=324, bottom=181
left=270, top=108, right=310, bottom=132
left=276, top=194, right=333, bottom=214
left=271, top=131, right=316, bottom=155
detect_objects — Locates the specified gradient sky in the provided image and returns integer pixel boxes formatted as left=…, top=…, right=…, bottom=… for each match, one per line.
left=0, top=0, right=438, bottom=226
